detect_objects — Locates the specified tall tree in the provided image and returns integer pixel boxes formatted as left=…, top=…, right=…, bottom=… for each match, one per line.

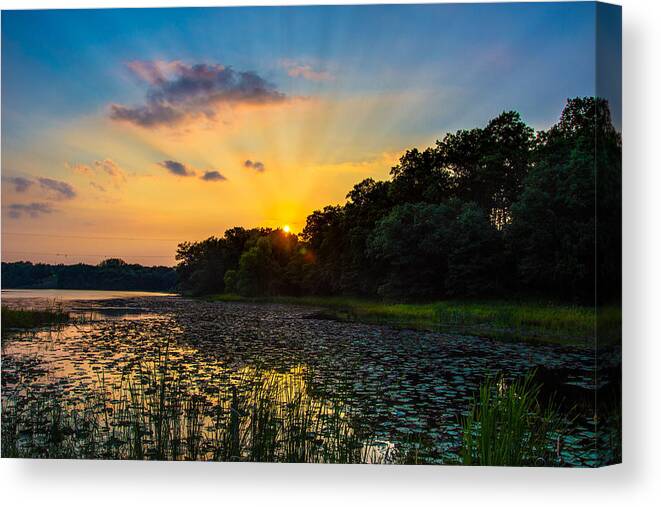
left=508, top=97, right=620, bottom=302
left=436, top=110, right=534, bottom=226
left=367, top=202, right=457, bottom=298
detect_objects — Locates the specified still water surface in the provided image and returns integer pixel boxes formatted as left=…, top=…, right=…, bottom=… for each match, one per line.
left=2, top=289, right=175, bottom=301
left=1, top=290, right=605, bottom=465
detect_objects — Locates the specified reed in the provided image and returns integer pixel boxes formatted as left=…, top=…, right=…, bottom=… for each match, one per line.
left=461, top=373, right=566, bottom=466
left=1, top=305, right=70, bottom=330
left=1, top=345, right=378, bottom=463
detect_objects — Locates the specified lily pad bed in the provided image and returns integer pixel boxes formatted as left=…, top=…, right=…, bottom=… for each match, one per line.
left=1, top=296, right=619, bottom=465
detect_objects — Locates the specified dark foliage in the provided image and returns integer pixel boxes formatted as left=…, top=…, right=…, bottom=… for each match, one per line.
left=175, top=97, right=620, bottom=304
left=507, top=98, right=621, bottom=302
left=1, top=259, right=176, bottom=292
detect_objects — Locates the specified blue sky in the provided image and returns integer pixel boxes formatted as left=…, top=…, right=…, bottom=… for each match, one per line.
left=1, top=2, right=621, bottom=265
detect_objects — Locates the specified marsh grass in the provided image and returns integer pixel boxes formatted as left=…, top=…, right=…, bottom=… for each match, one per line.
left=460, top=373, right=567, bottom=466
left=1, top=305, right=70, bottom=330
left=1, top=342, right=378, bottom=463
left=209, top=295, right=620, bottom=346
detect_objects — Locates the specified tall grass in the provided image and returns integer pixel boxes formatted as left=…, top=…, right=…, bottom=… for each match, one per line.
left=461, top=373, right=566, bottom=466
left=1, top=344, right=377, bottom=463
left=1, top=305, right=70, bottom=330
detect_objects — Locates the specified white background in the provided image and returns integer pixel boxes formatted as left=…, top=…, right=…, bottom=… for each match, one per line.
left=0, top=0, right=659, bottom=505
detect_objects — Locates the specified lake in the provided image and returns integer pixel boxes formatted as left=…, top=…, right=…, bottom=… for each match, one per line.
left=2, top=288, right=176, bottom=301
left=1, top=290, right=616, bottom=465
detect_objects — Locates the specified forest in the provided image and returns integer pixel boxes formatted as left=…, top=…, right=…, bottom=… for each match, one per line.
left=2, top=97, right=620, bottom=304
left=1, top=258, right=176, bottom=292
left=175, top=97, right=621, bottom=305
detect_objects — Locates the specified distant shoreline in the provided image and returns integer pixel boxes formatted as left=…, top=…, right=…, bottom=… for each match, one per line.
left=1, top=260, right=176, bottom=293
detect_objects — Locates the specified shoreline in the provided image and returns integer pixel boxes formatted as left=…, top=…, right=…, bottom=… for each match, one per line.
left=206, top=294, right=621, bottom=347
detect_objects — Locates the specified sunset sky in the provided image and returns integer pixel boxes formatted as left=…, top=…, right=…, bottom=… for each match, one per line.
left=1, top=3, right=620, bottom=266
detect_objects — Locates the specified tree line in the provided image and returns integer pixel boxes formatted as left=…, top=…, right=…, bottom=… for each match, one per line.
left=1, top=258, right=176, bottom=292
left=176, top=97, right=621, bottom=304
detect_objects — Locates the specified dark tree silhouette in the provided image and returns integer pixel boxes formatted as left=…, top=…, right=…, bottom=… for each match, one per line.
left=4, top=98, right=619, bottom=304
left=2, top=259, right=176, bottom=291
left=166, top=97, right=620, bottom=303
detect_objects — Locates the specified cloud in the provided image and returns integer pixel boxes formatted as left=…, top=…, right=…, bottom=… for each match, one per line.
left=201, top=170, right=226, bottom=182
left=110, top=103, right=182, bottom=128
left=7, top=202, right=56, bottom=219
left=70, top=163, right=93, bottom=176
left=4, top=175, right=76, bottom=201
left=125, top=60, right=183, bottom=85
left=158, top=160, right=197, bottom=177
left=110, top=61, right=287, bottom=128
left=244, top=159, right=265, bottom=172
left=90, top=182, right=107, bottom=192
left=4, top=176, right=34, bottom=193
left=158, top=160, right=225, bottom=180
left=68, top=159, right=127, bottom=186
left=94, top=159, right=127, bottom=183
left=280, top=59, right=333, bottom=82
left=37, top=177, right=77, bottom=200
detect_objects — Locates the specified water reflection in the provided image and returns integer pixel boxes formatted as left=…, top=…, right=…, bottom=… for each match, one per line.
left=1, top=289, right=176, bottom=301
left=71, top=307, right=157, bottom=321
left=2, top=320, right=382, bottom=462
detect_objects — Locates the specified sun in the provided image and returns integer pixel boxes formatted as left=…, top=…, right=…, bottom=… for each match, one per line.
left=282, top=225, right=291, bottom=233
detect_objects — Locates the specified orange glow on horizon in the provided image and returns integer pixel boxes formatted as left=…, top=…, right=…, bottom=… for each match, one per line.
left=1, top=86, right=415, bottom=266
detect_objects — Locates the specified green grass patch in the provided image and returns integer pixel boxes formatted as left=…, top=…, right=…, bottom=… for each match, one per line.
left=1, top=306, right=70, bottom=330
left=207, top=294, right=621, bottom=346
left=461, top=372, right=566, bottom=466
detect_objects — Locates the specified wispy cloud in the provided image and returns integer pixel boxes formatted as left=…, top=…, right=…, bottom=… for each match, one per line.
left=37, top=177, right=77, bottom=200
left=4, top=176, right=34, bottom=193
left=4, top=175, right=76, bottom=200
left=125, top=60, right=183, bottom=85
left=70, top=163, right=93, bottom=176
left=67, top=159, right=128, bottom=187
left=7, top=202, right=57, bottom=219
left=158, top=160, right=197, bottom=177
left=110, top=61, right=287, bottom=128
left=201, top=170, right=226, bottom=182
left=94, top=159, right=127, bottom=183
left=158, top=160, right=227, bottom=182
left=280, top=59, right=333, bottom=82
left=244, top=159, right=265, bottom=172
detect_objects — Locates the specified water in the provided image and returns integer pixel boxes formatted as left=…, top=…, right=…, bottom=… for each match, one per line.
left=2, top=289, right=175, bottom=321
left=1, top=291, right=614, bottom=465
left=2, top=289, right=175, bottom=301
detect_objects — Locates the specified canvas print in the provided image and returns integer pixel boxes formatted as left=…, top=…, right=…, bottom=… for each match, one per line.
left=1, top=2, right=621, bottom=466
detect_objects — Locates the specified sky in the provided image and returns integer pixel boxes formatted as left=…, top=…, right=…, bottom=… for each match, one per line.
left=1, top=2, right=621, bottom=266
